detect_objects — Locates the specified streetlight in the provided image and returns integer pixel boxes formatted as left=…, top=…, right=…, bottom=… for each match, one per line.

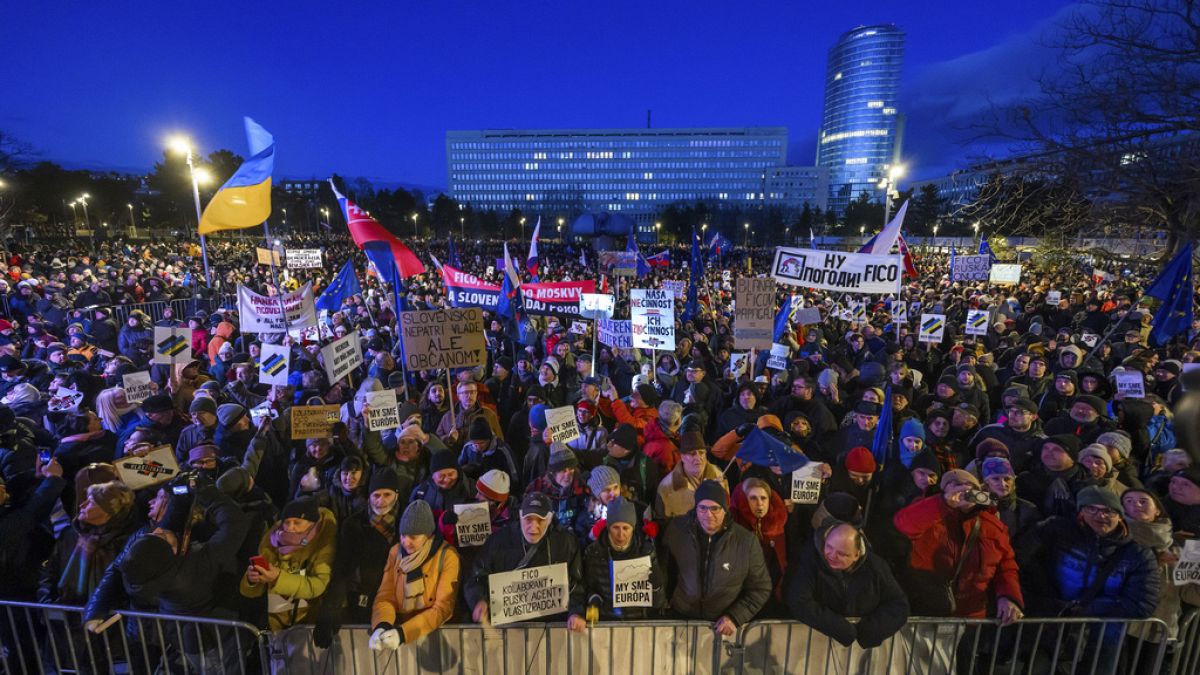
left=68, top=200, right=79, bottom=224
left=655, top=221, right=661, bottom=245
left=557, top=217, right=565, bottom=241
left=460, top=216, right=465, bottom=239
left=412, top=212, right=419, bottom=238
left=860, top=224, right=866, bottom=240
left=78, top=195, right=90, bottom=229
left=519, top=217, right=526, bottom=246
left=127, top=203, right=136, bottom=230
left=166, top=135, right=212, bottom=286
left=878, top=163, right=906, bottom=225
left=743, top=222, right=750, bottom=247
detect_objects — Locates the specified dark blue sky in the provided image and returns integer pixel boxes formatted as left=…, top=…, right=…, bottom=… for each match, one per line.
left=2, top=0, right=1077, bottom=189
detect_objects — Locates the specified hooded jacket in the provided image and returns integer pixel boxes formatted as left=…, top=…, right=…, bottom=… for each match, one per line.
left=642, top=419, right=680, bottom=475
left=207, top=321, right=236, bottom=363
left=730, top=482, right=789, bottom=598
left=660, top=510, right=771, bottom=625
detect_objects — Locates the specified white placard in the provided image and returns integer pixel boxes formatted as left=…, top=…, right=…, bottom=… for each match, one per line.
left=48, top=387, right=85, bottom=412
left=919, top=314, right=946, bottom=344
left=611, top=556, right=654, bottom=608
left=544, top=405, right=580, bottom=444
left=767, top=343, right=789, bottom=370
left=1046, top=290, right=1062, bottom=305
left=579, top=293, right=615, bottom=321
left=453, top=502, right=492, bottom=548
left=1115, top=371, right=1145, bottom=398
left=790, top=463, right=823, bottom=504
left=965, top=309, right=989, bottom=336
left=286, top=248, right=323, bottom=269
left=663, top=280, right=686, bottom=299
left=630, top=289, right=676, bottom=350
left=122, top=371, right=154, bottom=405
left=488, top=563, right=569, bottom=626
left=1174, top=540, right=1200, bottom=586
left=237, top=283, right=318, bottom=334
left=321, top=330, right=363, bottom=384
left=730, top=353, right=749, bottom=378
left=849, top=300, right=866, bottom=322
left=597, top=319, right=632, bottom=349
left=795, top=307, right=823, bottom=326
left=569, top=321, right=590, bottom=335
left=1081, top=333, right=1099, bottom=348
left=364, top=389, right=401, bottom=431
left=152, top=326, right=192, bottom=364
left=892, top=302, right=908, bottom=323
left=259, top=343, right=290, bottom=386
left=114, top=445, right=181, bottom=491
left=989, top=263, right=1022, bottom=285
left=486, top=265, right=495, bottom=277
left=772, top=247, right=902, bottom=295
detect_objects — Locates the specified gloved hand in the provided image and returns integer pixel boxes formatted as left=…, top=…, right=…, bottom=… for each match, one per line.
left=369, top=623, right=402, bottom=650
left=735, top=422, right=756, bottom=438
left=312, top=610, right=339, bottom=649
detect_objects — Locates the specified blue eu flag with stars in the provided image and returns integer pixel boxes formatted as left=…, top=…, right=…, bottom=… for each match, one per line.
left=1146, top=242, right=1194, bottom=346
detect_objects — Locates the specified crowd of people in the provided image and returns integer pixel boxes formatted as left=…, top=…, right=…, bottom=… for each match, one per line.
left=0, top=231, right=1199, bottom=672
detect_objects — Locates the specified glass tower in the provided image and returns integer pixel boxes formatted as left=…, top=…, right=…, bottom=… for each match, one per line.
left=817, top=24, right=905, bottom=215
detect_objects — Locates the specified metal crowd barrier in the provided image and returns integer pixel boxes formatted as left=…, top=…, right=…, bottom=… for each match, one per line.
left=0, top=294, right=238, bottom=324
left=1172, top=609, right=1200, bottom=675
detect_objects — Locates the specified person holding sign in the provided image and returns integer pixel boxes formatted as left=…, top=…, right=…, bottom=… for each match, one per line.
left=368, top=501, right=461, bottom=650
left=1121, top=487, right=1200, bottom=647
left=462, top=492, right=583, bottom=627
left=570, top=496, right=665, bottom=626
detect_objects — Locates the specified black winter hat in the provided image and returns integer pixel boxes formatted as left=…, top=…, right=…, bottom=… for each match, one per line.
left=609, top=424, right=638, bottom=451
left=429, top=449, right=457, bottom=474
left=120, top=536, right=176, bottom=586
left=693, top=480, right=728, bottom=510
left=1043, top=434, right=1083, bottom=460
left=368, top=467, right=403, bottom=495
left=468, top=416, right=494, bottom=441
left=281, top=497, right=320, bottom=522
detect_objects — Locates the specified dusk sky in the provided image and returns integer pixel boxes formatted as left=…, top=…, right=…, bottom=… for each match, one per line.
left=2, top=1, right=1077, bottom=190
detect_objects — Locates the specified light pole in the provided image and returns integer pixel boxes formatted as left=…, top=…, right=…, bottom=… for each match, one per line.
left=520, top=217, right=526, bottom=246
left=68, top=200, right=78, bottom=224
left=743, top=222, right=750, bottom=247
left=878, top=164, right=906, bottom=225
left=167, top=135, right=212, bottom=287
left=932, top=223, right=940, bottom=250
left=460, top=216, right=465, bottom=239
left=557, top=217, right=565, bottom=242
left=78, top=194, right=90, bottom=229
left=972, top=221, right=981, bottom=248
left=860, top=224, right=866, bottom=243
left=655, top=222, right=661, bottom=245
left=411, top=212, right=419, bottom=238
left=127, top=203, right=136, bottom=230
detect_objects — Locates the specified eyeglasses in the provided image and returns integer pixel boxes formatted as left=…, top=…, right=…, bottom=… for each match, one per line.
left=1081, top=505, right=1118, bottom=518
left=696, top=504, right=724, bottom=514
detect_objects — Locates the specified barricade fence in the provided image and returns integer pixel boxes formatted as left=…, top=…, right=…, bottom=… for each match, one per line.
left=4, top=600, right=1194, bottom=675
left=0, top=294, right=238, bottom=325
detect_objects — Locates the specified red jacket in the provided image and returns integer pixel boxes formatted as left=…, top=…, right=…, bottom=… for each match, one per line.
left=610, top=398, right=659, bottom=444
left=893, top=495, right=1023, bottom=618
left=731, top=481, right=789, bottom=600
left=642, top=419, right=679, bottom=475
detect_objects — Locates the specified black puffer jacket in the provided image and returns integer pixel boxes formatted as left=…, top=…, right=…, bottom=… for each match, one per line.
left=660, top=511, right=771, bottom=625
left=783, top=522, right=909, bottom=648
left=462, top=521, right=584, bottom=614
left=572, top=525, right=665, bottom=620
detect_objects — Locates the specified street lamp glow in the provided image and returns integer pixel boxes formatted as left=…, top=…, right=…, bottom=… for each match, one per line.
left=193, top=167, right=214, bottom=185
left=166, top=136, right=192, bottom=155
left=888, top=164, right=906, bottom=181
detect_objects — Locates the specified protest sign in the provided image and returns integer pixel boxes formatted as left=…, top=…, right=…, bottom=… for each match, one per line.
left=286, top=248, right=323, bottom=269
left=734, top=277, right=775, bottom=349
left=1174, top=540, right=1200, bottom=586
left=892, top=302, right=908, bottom=322
left=579, top=293, right=615, bottom=321
left=767, top=343, right=789, bottom=370
left=850, top=300, right=867, bottom=322
left=1081, top=333, right=1100, bottom=348
left=122, top=371, right=154, bottom=404
left=919, top=314, right=946, bottom=344
left=521, top=280, right=597, bottom=318
left=730, top=353, right=749, bottom=379
left=152, top=326, right=191, bottom=364
left=291, top=405, right=342, bottom=439
left=569, top=321, right=590, bottom=336
left=439, top=264, right=501, bottom=311
left=259, top=343, right=290, bottom=386
left=364, top=389, right=401, bottom=431
left=255, top=247, right=282, bottom=266
left=399, top=308, right=487, bottom=371
left=790, top=463, right=824, bottom=504
left=950, top=254, right=992, bottom=282
left=598, top=250, right=637, bottom=277
left=989, top=263, right=1022, bottom=285
left=598, top=319, right=632, bottom=349
left=1046, top=290, right=1062, bottom=305
left=115, top=445, right=181, bottom=491
left=237, top=283, right=318, bottom=333
left=795, top=307, right=823, bottom=326
left=544, top=405, right=580, bottom=444
left=663, top=280, right=686, bottom=299
left=453, top=502, right=492, bottom=548
left=488, top=563, right=569, bottom=626
left=772, top=247, right=902, bottom=295
left=48, top=387, right=85, bottom=412
left=249, top=402, right=275, bottom=424
left=611, top=556, right=655, bottom=609
left=965, top=309, right=989, bottom=336
left=321, top=330, right=363, bottom=384
left=630, top=289, right=676, bottom=350
left=722, top=270, right=732, bottom=284
left=1115, top=371, right=1145, bottom=398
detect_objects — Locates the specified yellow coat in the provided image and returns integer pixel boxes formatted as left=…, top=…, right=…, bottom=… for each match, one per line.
left=370, top=540, right=460, bottom=644
left=239, top=508, right=337, bottom=630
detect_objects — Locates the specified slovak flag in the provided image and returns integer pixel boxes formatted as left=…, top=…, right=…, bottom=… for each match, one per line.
left=896, top=232, right=919, bottom=278
left=709, top=232, right=732, bottom=255
left=526, top=216, right=541, bottom=282
left=1093, top=269, right=1114, bottom=286
left=646, top=250, right=670, bottom=268
left=329, top=181, right=426, bottom=278
left=498, top=242, right=523, bottom=321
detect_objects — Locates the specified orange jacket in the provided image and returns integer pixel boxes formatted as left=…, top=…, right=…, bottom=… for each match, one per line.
left=371, top=541, right=460, bottom=643
left=610, top=398, right=659, bottom=445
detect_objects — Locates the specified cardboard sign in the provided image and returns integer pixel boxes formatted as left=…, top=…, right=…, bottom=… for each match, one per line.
left=544, top=405, right=580, bottom=444
left=1081, top=333, right=1100, bottom=348
left=950, top=254, right=992, bottom=282
left=48, top=387, right=85, bottom=412
left=259, top=343, right=291, bottom=386
left=630, top=289, right=676, bottom=350
left=919, top=314, right=946, bottom=344
left=399, top=307, right=487, bottom=371
left=772, top=247, right=902, bottom=295
left=286, top=248, right=323, bottom=269
left=1174, top=540, right=1200, bottom=586
left=153, top=326, right=191, bottom=364
left=488, top=563, right=569, bottom=626
left=849, top=300, right=866, bottom=322
left=663, top=280, right=686, bottom=299
left=965, top=310, right=989, bottom=336
left=989, top=263, right=1022, bottom=285
left=730, top=353, right=749, bottom=379
left=115, top=445, right=180, bottom=491
left=1046, top=290, right=1062, bottom=305
left=795, top=307, right=823, bottom=326
left=790, top=463, right=823, bottom=504
left=734, top=277, right=775, bottom=349
left=569, top=321, right=590, bottom=336
left=364, top=389, right=401, bottom=431
left=122, top=371, right=154, bottom=405
left=237, top=282, right=318, bottom=333
left=597, top=319, right=632, bottom=349
left=892, top=302, right=908, bottom=323
left=767, top=343, right=789, bottom=370
left=611, top=556, right=654, bottom=609
left=598, top=250, right=637, bottom=277
left=290, top=404, right=342, bottom=439
left=321, top=330, right=363, bottom=384
left=255, top=247, right=283, bottom=266
left=1114, top=370, right=1145, bottom=398
left=579, top=293, right=615, bottom=321
left=453, top=502, right=492, bottom=548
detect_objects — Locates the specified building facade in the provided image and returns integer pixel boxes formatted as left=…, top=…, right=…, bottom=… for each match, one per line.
left=446, top=127, right=808, bottom=220
left=764, top=166, right=830, bottom=211
left=817, top=24, right=905, bottom=215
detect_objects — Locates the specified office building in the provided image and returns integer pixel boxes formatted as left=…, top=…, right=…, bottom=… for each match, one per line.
left=817, top=24, right=905, bottom=215
left=764, top=166, right=829, bottom=211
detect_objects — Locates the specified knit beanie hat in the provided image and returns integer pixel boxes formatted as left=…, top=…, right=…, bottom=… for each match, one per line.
left=635, top=383, right=661, bottom=408
left=587, top=466, right=621, bottom=496
left=1074, top=394, right=1108, bottom=417
left=1175, top=466, right=1200, bottom=489
left=1044, top=434, right=1082, bottom=461
left=610, top=424, right=638, bottom=452
left=120, top=536, right=176, bottom=586
left=1096, top=432, right=1133, bottom=459
left=368, top=467, right=403, bottom=495
left=189, top=397, right=217, bottom=415
left=693, top=480, right=728, bottom=510
left=1079, top=444, right=1113, bottom=472
left=529, top=404, right=548, bottom=430
left=607, top=496, right=637, bottom=527
left=87, top=481, right=134, bottom=517
left=468, top=416, right=494, bottom=441
left=216, top=467, right=252, bottom=499
left=1076, top=485, right=1121, bottom=512
left=187, top=444, right=218, bottom=464
left=844, top=447, right=877, bottom=474
left=941, top=469, right=981, bottom=492
left=548, top=444, right=578, bottom=473
left=981, top=457, right=1015, bottom=480
left=476, top=469, right=511, bottom=502
left=908, top=451, right=941, bottom=474
left=429, top=449, right=457, bottom=474
left=899, top=417, right=925, bottom=442
left=281, top=497, right=320, bottom=523
left=217, top=403, right=247, bottom=428
left=398, top=500, right=435, bottom=536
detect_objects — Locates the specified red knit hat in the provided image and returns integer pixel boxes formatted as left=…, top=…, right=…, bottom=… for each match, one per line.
left=476, top=469, right=511, bottom=503
left=845, top=447, right=877, bottom=474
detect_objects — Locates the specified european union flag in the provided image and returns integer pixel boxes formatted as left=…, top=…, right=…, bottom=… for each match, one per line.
left=870, top=385, right=894, bottom=465
left=1147, top=242, right=1195, bottom=346
left=773, top=295, right=794, bottom=342
left=627, top=229, right=650, bottom=278
left=978, top=239, right=998, bottom=263
left=683, top=228, right=702, bottom=322
left=316, top=258, right=362, bottom=312
left=735, top=427, right=809, bottom=474
left=447, top=237, right=461, bottom=269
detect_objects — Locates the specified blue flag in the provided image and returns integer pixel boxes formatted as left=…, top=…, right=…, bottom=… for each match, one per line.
left=735, top=427, right=810, bottom=474
left=773, top=295, right=794, bottom=342
left=315, top=258, right=363, bottom=312
left=363, top=243, right=407, bottom=313
left=627, top=229, right=650, bottom=278
left=683, top=228, right=701, bottom=322
left=447, top=237, right=461, bottom=269
left=1147, top=242, right=1195, bottom=346
left=870, top=385, right=894, bottom=465
left=978, top=239, right=997, bottom=263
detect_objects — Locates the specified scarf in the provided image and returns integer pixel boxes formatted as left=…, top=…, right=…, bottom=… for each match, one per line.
left=371, top=504, right=398, bottom=545
left=270, top=519, right=319, bottom=556
left=399, top=537, right=436, bottom=613
left=59, top=512, right=133, bottom=603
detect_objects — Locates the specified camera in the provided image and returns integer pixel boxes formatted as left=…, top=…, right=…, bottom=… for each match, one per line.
left=172, top=485, right=190, bottom=496
left=963, top=489, right=992, bottom=506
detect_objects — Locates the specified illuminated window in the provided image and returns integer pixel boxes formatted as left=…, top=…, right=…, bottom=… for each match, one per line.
left=834, top=72, right=842, bottom=80
left=845, top=158, right=868, bottom=165
left=882, top=107, right=897, bottom=115
left=867, top=101, right=884, bottom=109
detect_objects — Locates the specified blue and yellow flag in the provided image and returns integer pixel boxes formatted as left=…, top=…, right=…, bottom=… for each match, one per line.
left=198, top=117, right=274, bottom=234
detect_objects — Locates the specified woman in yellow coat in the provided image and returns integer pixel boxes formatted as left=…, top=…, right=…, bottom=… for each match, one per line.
left=240, top=497, right=337, bottom=630
left=368, top=500, right=460, bottom=650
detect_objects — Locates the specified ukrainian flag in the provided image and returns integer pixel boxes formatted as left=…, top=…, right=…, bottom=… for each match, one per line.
left=198, top=117, right=274, bottom=234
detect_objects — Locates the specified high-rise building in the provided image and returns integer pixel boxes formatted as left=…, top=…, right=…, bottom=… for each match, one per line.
left=817, top=24, right=905, bottom=215
left=447, top=127, right=816, bottom=220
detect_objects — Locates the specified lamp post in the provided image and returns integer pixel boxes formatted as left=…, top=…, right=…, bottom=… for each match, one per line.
left=127, top=203, right=136, bottom=230
left=68, top=200, right=78, bottom=224
left=655, top=221, right=661, bottom=245
left=972, top=221, right=981, bottom=249
left=166, top=136, right=212, bottom=287
left=412, top=212, right=419, bottom=238
left=78, top=194, right=90, bottom=229
left=878, top=164, right=906, bottom=226
left=460, top=216, right=465, bottom=239
left=557, top=217, right=565, bottom=242
left=743, top=222, right=750, bottom=247
left=520, top=217, right=526, bottom=246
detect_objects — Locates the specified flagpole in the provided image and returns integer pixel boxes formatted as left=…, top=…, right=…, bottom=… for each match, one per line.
left=261, top=220, right=289, bottom=345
